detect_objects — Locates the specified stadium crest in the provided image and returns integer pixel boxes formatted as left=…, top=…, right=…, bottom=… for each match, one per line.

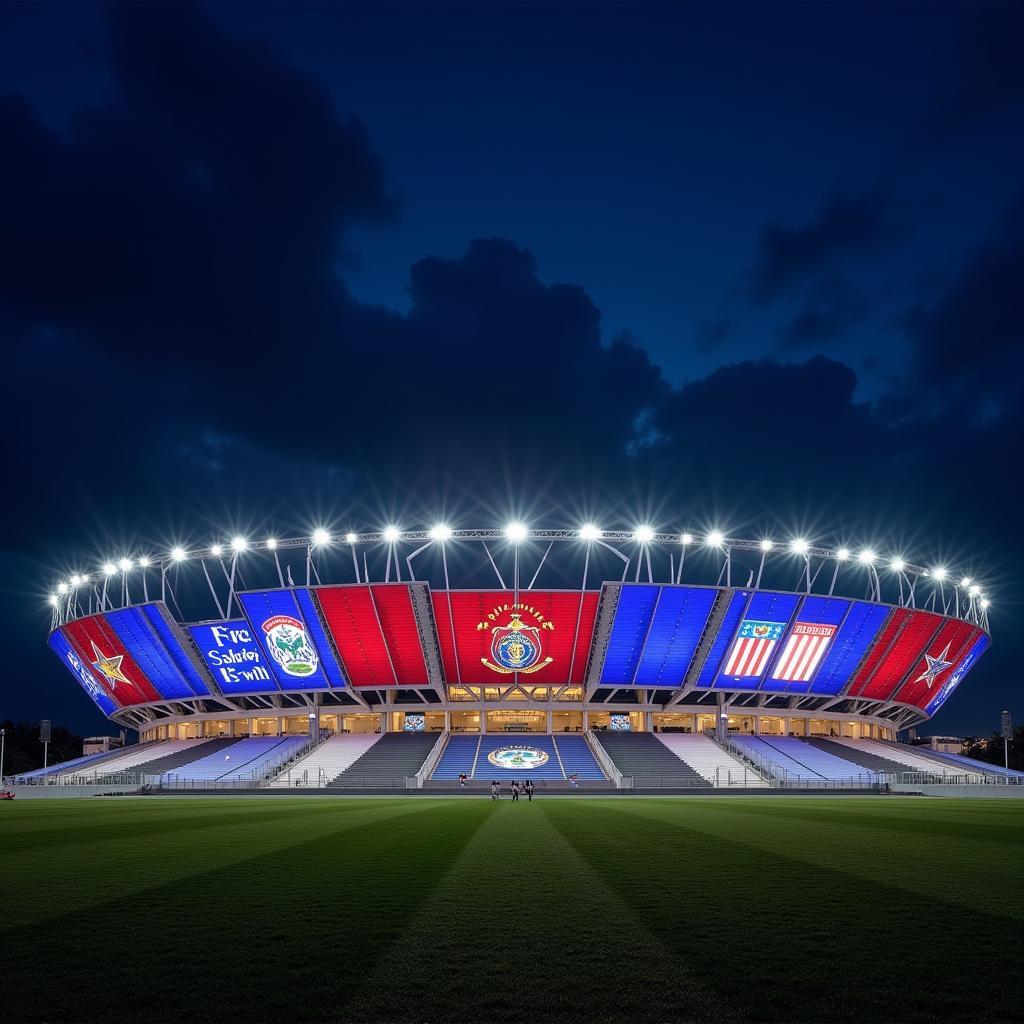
left=261, top=615, right=318, bottom=677
left=478, top=602, right=555, bottom=674
left=487, top=745, right=550, bottom=770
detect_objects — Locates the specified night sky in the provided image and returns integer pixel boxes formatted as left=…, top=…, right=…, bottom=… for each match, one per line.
left=2, top=2, right=1021, bottom=737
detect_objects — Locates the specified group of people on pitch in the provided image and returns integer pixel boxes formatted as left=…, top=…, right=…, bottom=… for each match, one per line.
left=490, top=779, right=534, bottom=801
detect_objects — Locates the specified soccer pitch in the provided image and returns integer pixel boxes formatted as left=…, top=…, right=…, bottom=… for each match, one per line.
left=3, top=796, right=1022, bottom=1023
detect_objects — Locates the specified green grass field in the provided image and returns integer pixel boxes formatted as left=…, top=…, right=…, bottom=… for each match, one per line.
left=3, top=796, right=1022, bottom=1023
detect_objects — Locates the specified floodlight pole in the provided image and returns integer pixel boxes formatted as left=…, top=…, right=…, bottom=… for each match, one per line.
left=0, top=728, right=5, bottom=782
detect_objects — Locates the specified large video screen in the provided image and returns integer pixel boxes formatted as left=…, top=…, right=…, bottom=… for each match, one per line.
left=237, top=589, right=343, bottom=690
left=187, top=619, right=278, bottom=694
left=431, top=590, right=599, bottom=687
left=61, top=613, right=164, bottom=706
left=600, top=585, right=720, bottom=688
left=315, top=584, right=428, bottom=687
left=48, top=629, right=119, bottom=716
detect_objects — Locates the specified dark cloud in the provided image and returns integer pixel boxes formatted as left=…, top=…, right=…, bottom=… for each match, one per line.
left=751, top=193, right=892, bottom=303
left=695, top=318, right=734, bottom=355
left=896, top=194, right=1024, bottom=418
left=778, top=276, right=865, bottom=351
left=929, top=4, right=1024, bottom=138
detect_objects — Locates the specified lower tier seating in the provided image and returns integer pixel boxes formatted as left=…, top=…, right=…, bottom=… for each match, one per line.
left=907, top=748, right=1024, bottom=778
left=802, top=737, right=911, bottom=775
left=12, top=742, right=164, bottom=782
left=656, top=733, right=768, bottom=787
left=159, top=737, right=304, bottom=783
left=825, top=737, right=969, bottom=776
left=594, top=732, right=711, bottom=788
left=270, top=733, right=382, bottom=787
left=330, top=732, right=439, bottom=788
left=552, top=735, right=606, bottom=780
left=432, top=734, right=604, bottom=780
left=732, top=736, right=875, bottom=781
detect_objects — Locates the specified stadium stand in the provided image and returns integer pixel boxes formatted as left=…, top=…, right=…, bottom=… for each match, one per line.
left=329, top=732, right=439, bottom=788
left=733, top=735, right=875, bottom=781
left=801, top=737, right=910, bottom=774
left=269, top=733, right=382, bottom=787
left=824, top=737, right=968, bottom=776
left=431, top=734, right=480, bottom=779
left=217, top=736, right=307, bottom=781
left=902, top=748, right=1024, bottom=779
left=130, top=738, right=238, bottom=779
left=473, top=735, right=565, bottom=780
left=552, top=735, right=606, bottom=780
left=159, top=736, right=303, bottom=783
left=656, top=733, right=769, bottom=787
left=594, top=731, right=711, bottom=788
left=12, top=743, right=158, bottom=782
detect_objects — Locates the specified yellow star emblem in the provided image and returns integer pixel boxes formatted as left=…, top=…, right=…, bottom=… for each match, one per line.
left=90, top=640, right=131, bottom=689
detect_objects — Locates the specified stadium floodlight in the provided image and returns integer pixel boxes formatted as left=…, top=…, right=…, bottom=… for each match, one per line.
left=706, top=530, right=725, bottom=547
left=383, top=526, right=401, bottom=543
left=760, top=538, right=774, bottom=552
left=960, top=577, right=972, bottom=588
left=138, top=555, right=150, bottom=568
left=80, top=574, right=89, bottom=584
left=69, top=574, right=82, bottom=587
left=311, top=528, right=330, bottom=547
left=932, top=566, right=947, bottom=581
left=429, top=524, right=453, bottom=542
left=231, top=536, right=248, bottom=553
left=345, top=532, right=358, bottom=545
left=790, top=538, right=809, bottom=555
left=980, top=598, right=990, bottom=609
left=48, top=594, right=58, bottom=606
left=504, top=522, right=528, bottom=542
left=836, top=547, right=850, bottom=561
left=210, top=544, right=223, bottom=558
left=57, top=582, right=69, bottom=595
left=265, top=538, right=277, bottom=551
left=633, top=525, right=655, bottom=543
left=968, top=584, right=980, bottom=596
left=102, top=562, right=117, bottom=576
left=680, top=532, right=694, bottom=545
left=857, top=548, right=876, bottom=565
left=578, top=523, right=601, bottom=541
left=890, top=558, right=905, bottom=572
left=118, top=557, right=133, bottom=572
left=171, top=546, right=187, bottom=562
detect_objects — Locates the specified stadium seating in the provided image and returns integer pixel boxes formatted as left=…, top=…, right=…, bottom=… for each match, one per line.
left=732, top=735, right=874, bottom=781
left=474, top=735, right=565, bottom=780
left=159, top=736, right=304, bottom=783
left=551, top=735, right=606, bottom=780
left=824, top=737, right=968, bottom=776
left=269, top=733, right=382, bottom=787
left=656, top=733, right=769, bottom=787
left=801, top=737, right=911, bottom=775
left=329, top=732, right=439, bottom=788
left=12, top=744, right=154, bottom=782
left=431, top=734, right=481, bottom=779
left=901, top=748, right=1024, bottom=779
left=132, top=738, right=239, bottom=779
left=71, top=739, right=208, bottom=779
left=594, top=731, right=711, bottom=788
left=217, top=736, right=307, bottom=781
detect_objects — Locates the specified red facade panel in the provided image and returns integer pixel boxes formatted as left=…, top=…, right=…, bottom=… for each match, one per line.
left=892, top=620, right=981, bottom=710
left=62, top=613, right=163, bottom=706
left=314, top=584, right=428, bottom=687
left=847, top=609, right=944, bottom=700
left=431, top=590, right=599, bottom=687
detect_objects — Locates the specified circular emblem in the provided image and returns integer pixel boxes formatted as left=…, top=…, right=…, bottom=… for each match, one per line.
left=262, top=614, right=318, bottom=677
left=495, top=627, right=539, bottom=670
left=487, top=745, right=550, bottom=770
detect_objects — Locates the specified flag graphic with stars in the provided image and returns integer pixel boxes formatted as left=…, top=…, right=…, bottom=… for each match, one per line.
left=772, top=622, right=837, bottom=682
left=723, top=619, right=785, bottom=677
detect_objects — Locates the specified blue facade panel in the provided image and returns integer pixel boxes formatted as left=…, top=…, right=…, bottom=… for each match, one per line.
left=237, top=590, right=332, bottom=690
left=634, top=586, right=718, bottom=687
left=714, top=591, right=800, bottom=689
left=762, top=596, right=851, bottom=695
left=188, top=619, right=278, bottom=694
left=600, top=585, right=659, bottom=685
left=294, top=588, right=347, bottom=688
left=924, top=632, right=990, bottom=717
left=141, top=604, right=211, bottom=697
left=808, top=601, right=891, bottom=696
left=49, top=629, right=119, bottom=716
left=694, top=590, right=750, bottom=689
left=104, top=606, right=202, bottom=701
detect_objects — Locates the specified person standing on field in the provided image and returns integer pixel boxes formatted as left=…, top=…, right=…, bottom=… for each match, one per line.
left=491, top=780, right=499, bottom=800
left=511, top=780, right=520, bottom=802
left=525, top=779, right=534, bottom=802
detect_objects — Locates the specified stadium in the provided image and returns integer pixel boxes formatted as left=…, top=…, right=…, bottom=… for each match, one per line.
left=30, top=523, right=1013, bottom=792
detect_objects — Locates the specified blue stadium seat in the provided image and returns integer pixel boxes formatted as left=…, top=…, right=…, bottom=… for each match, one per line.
left=552, top=735, right=606, bottom=779
left=431, top=735, right=480, bottom=779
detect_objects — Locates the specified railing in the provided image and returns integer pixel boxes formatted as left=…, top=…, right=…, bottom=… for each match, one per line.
left=711, top=732, right=781, bottom=786
left=153, top=737, right=316, bottom=790
left=584, top=731, right=623, bottom=787
left=413, top=732, right=449, bottom=788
